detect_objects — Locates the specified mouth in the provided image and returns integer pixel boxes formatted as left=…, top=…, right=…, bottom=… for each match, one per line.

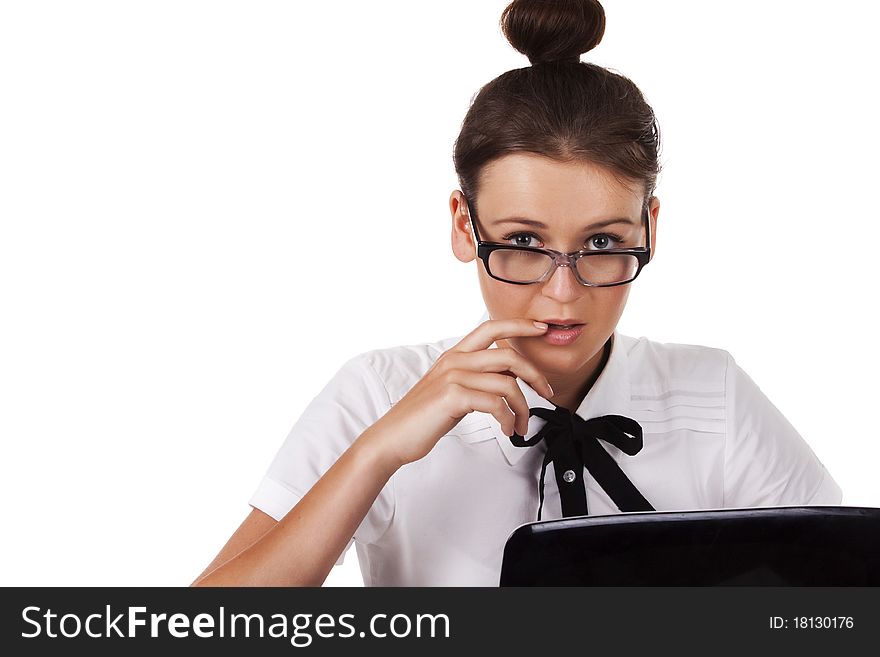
left=540, top=322, right=586, bottom=346
left=541, top=318, right=585, bottom=331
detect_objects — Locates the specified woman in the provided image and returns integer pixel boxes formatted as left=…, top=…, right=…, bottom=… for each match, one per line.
left=192, top=0, right=841, bottom=587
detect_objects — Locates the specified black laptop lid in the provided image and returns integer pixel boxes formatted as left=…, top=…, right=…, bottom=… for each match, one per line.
left=499, top=506, right=880, bottom=586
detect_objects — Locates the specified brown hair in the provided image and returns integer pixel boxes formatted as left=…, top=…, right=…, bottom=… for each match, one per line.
left=453, top=0, right=661, bottom=214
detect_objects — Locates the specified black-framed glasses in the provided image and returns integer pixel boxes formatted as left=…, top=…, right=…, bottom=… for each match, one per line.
left=462, top=194, right=652, bottom=287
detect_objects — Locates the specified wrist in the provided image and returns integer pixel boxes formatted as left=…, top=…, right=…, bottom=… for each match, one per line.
left=352, top=420, right=406, bottom=478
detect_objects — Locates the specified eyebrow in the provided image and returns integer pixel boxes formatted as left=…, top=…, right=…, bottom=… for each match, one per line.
left=489, top=216, right=638, bottom=231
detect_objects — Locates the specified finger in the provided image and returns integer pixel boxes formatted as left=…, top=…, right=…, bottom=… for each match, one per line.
left=443, top=348, right=554, bottom=400
left=447, top=371, right=532, bottom=436
left=453, top=318, right=548, bottom=354
left=455, top=386, right=518, bottom=437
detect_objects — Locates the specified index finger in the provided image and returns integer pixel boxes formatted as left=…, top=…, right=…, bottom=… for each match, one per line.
left=452, top=318, right=549, bottom=353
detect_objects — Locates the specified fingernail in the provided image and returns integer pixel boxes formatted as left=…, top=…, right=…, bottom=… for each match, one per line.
left=533, top=321, right=548, bottom=329
left=547, top=383, right=554, bottom=397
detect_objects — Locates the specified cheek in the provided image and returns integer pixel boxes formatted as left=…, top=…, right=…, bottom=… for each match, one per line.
left=580, top=288, right=630, bottom=336
left=478, top=272, right=533, bottom=316
left=594, top=285, right=630, bottom=319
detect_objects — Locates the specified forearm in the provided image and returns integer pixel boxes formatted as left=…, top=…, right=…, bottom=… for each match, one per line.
left=193, top=426, right=399, bottom=587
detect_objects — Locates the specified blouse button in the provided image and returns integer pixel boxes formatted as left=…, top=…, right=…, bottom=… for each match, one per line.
left=562, top=469, right=576, bottom=483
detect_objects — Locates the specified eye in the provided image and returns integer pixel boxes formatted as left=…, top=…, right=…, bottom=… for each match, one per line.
left=502, top=232, right=543, bottom=248
left=587, top=233, right=624, bottom=251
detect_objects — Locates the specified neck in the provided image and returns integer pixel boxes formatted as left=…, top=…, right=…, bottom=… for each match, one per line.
left=548, top=335, right=613, bottom=411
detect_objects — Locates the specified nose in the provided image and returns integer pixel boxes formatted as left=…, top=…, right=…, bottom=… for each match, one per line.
left=541, top=262, right=583, bottom=302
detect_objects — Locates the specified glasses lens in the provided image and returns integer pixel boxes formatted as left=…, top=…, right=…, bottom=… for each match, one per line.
left=487, top=248, right=641, bottom=284
left=576, top=254, right=640, bottom=284
left=488, top=249, right=553, bottom=283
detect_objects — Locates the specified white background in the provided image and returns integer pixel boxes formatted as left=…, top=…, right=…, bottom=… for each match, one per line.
left=1, top=0, right=877, bottom=587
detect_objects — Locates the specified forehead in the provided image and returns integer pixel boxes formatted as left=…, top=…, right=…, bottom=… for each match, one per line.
left=476, top=153, right=643, bottom=220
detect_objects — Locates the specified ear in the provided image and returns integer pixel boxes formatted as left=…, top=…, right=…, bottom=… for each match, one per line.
left=450, top=191, right=476, bottom=263
left=648, top=196, right=659, bottom=261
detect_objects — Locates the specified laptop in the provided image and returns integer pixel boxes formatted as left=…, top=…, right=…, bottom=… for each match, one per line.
left=499, top=506, right=880, bottom=585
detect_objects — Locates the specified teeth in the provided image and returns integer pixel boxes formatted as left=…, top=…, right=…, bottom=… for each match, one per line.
left=549, top=324, right=576, bottom=330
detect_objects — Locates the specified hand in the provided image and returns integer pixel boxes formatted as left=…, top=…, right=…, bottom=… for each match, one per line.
left=367, top=318, right=554, bottom=469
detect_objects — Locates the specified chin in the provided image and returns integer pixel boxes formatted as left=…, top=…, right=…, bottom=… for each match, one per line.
left=516, top=338, right=592, bottom=372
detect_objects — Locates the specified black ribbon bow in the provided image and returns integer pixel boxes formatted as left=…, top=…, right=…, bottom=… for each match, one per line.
left=510, top=406, right=655, bottom=520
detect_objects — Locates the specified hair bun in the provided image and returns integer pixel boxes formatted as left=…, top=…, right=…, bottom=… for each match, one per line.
left=500, top=0, right=605, bottom=65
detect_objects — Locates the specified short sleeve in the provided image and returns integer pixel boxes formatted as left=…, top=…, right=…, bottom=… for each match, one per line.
left=248, top=353, right=395, bottom=566
left=722, top=352, right=843, bottom=508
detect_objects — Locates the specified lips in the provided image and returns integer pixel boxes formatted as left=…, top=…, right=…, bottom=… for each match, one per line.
left=541, top=318, right=584, bottom=330
left=541, top=323, right=586, bottom=346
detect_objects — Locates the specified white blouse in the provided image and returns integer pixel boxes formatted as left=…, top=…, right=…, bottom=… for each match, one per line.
left=248, top=319, right=842, bottom=586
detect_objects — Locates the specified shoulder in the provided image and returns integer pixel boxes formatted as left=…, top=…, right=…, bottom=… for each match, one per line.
left=620, top=332, right=733, bottom=386
left=346, top=333, right=464, bottom=404
left=617, top=333, right=732, bottom=440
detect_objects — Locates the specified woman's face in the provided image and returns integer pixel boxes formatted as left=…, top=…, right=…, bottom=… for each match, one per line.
left=450, top=152, right=659, bottom=404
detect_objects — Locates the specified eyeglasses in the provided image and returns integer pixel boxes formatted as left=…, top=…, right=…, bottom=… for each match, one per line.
left=462, top=195, right=652, bottom=287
